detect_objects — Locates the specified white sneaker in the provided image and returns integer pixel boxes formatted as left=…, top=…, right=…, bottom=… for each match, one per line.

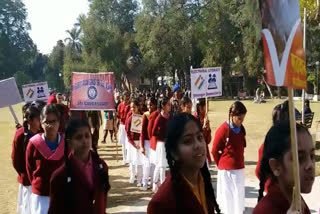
left=141, top=184, right=148, bottom=191
left=129, top=176, right=135, bottom=184
left=137, top=182, right=142, bottom=187
left=152, top=183, right=158, bottom=193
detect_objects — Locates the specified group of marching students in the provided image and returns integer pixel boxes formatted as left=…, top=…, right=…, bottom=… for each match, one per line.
left=11, top=84, right=316, bottom=214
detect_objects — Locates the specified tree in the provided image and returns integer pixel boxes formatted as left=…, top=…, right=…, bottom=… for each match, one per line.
left=65, top=27, right=82, bottom=53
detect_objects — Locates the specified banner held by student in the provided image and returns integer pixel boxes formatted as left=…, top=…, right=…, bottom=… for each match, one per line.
left=22, top=82, right=50, bottom=103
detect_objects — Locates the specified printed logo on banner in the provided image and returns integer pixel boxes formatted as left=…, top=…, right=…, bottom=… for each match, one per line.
left=208, top=74, right=218, bottom=90
left=22, top=82, right=50, bottom=103
left=37, top=87, right=46, bottom=98
left=87, top=86, right=98, bottom=100
left=131, top=114, right=143, bottom=133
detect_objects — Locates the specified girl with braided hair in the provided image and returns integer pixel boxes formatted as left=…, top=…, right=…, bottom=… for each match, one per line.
left=253, top=122, right=314, bottom=214
left=211, top=101, right=247, bottom=214
left=148, top=113, right=220, bottom=214
left=48, top=119, right=110, bottom=214
left=12, top=104, right=41, bottom=214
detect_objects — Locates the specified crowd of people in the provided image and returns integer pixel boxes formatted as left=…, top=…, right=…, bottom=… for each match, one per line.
left=10, top=85, right=316, bottom=214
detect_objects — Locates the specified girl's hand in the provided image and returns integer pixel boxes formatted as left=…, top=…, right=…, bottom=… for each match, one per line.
left=203, top=115, right=209, bottom=129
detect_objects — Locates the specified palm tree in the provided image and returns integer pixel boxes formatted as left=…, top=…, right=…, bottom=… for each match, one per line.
left=64, top=27, right=82, bottom=53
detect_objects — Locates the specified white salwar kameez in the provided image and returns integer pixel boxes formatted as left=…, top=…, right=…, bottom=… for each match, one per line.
left=16, top=184, right=32, bottom=214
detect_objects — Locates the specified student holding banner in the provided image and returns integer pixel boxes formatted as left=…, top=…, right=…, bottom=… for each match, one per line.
left=118, top=91, right=130, bottom=164
left=26, top=104, right=65, bottom=214
left=140, top=97, right=157, bottom=191
left=125, top=99, right=144, bottom=186
left=211, top=101, right=247, bottom=214
left=151, top=97, right=171, bottom=193
left=12, top=104, right=41, bottom=214
left=253, top=122, right=314, bottom=214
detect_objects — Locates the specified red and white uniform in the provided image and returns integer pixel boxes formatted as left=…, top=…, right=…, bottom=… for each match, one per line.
left=211, top=122, right=246, bottom=214
left=117, top=102, right=130, bottom=163
left=148, top=110, right=160, bottom=164
left=26, top=133, right=64, bottom=214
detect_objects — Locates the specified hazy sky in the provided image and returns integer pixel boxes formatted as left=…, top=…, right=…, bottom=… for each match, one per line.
left=23, top=0, right=90, bottom=54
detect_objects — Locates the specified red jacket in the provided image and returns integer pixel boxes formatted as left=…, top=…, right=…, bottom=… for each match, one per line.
left=117, top=102, right=130, bottom=125
left=11, top=127, right=36, bottom=186
left=148, top=174, right=217, bottom=214
left=125, top=114, right=140, bottom=148
left=140, top=112, right=150, bottom=148
left=211, top=122, right=246, bottom=170
left=253, top=185, right=310, bottom=214
left=148, top=110, right=160, bottom=151
left=48, top=153, right=109, bottom=214
left=151, top=114, right=170, bottom=150
left=26, top=133, right=65, bottom=196
left=193, top=113, right=212, bottom=164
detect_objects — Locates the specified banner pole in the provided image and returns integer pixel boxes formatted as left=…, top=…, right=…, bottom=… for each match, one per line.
left=9, top=105, right=19, bottom=125
left=288, top=88, right=302, bottom=211
left=302, top=7, right=307, bottom=123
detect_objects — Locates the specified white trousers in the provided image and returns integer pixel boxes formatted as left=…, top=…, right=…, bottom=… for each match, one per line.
left=17, top=184, right=32, bottom=214
left=217, top=169, right=245, bottom=214
left=30, top=193, right=50, bottom=214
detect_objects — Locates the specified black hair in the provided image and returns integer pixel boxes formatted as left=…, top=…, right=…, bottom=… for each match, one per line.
left=181, top=96, right=192, bottom=107
left=22, top=106, right=41, bottom=152
left=40, top=104, right=61, bottom=122
left=157, top=97, right=170, bottom=111
left=304, top=99, right=310, bottom=107
left=226, top=101, right=247, bottom=142
left=149, top=97, right=157, bottom=107
left=272, top=102, right=290, bottom=124
left=165, top=113, right=220, bottom=213
left=64, top=119, right=110, bottom=207
left=257, top=121, right=311, bottom=202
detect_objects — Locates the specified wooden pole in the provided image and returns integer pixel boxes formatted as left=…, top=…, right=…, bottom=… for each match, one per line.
left=9, top=105, right=19, bottom=125
left=288, top=88, right=302, bottom=211
left=302, top=8, right=307, bottom=123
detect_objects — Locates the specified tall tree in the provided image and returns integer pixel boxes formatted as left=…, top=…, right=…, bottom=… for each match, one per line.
left=65, top=27, right=82, bottom=53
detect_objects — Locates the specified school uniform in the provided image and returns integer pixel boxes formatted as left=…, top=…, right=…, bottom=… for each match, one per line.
left=117, top=102, right=130, bottom=163
left=148, top=174, right=217, bottom=214
left=48, top=152, right=109, bottom=214
left=193, top=113, right=212, bottom=165
left=26, top=133, right=65, bottom=214
left=12, top=127, right=35, bottom=214
left=125, top=113, right=144, bottom=183
left=140, top=112, right=154, bottom=187
left=148, top=110, right=160, bottom=165
left=211, top=121, right=246, bottom=214
left=253, top=185, right=311, bottom=214
left=152, top=113, right=170, bottom=185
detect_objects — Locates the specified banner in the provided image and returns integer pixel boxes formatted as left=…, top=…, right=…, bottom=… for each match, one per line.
left=0, top=77, right=22, bottom=108
left=190, top=67, right=222, bottom=99
left=70, top=72, right=115, bottom=110
left=259, top=0, right=306, bottom=89
left=22, top=82, right=50, bottom=103
left=131, top=114, right=143, bottom=133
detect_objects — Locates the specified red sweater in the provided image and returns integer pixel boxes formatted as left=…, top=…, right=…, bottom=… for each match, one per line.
left=193, top=113, right=212, bottom=164
left=253, top=185, right=310, bottom=214
left=211, top=122, right=246, bottom=170
left=147, top=174, right=217, bottom=214
left=11, top=127, right=36, bottom=186
left=26, top=134, right=65, bottom=196
left=151, top=114, right=170, bottom=150
left=140, top=112, right=150, bottom=148
left=117, top=102, right=130, bottom=125
left=48, top=153, right=109, bottom=214
left=148, top=110, right=160, bottom=151
left=47, top=94, right=57, bottom=104
left=125, top=114, right=140, bottom=148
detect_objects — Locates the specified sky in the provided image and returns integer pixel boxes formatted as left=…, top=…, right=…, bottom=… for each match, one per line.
left=23, top=0, right=90, bottom=54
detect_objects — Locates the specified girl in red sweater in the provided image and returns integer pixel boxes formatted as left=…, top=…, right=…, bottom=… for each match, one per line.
left=148, top=113, right=220, bottom=214
left=126, top=99, right=144, bottom=186
left=12, top=104, right=41, bottom=213
left=211, top=101, right=247, bottom=214
left=253, top=122, right=314, bottom=214
left=140, top=97, right=157, bottom=191
left=26, top=104, right=65, bottom=214
left=48, top=119, right=110, bottom=214
left=151, top=97, right=171, bottom=192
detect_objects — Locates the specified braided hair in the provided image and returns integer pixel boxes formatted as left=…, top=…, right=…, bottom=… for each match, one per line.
left=64, top=119, right=110, bottom=207
left=257, top=122, right=311, bottom=202
left=22, top=106, right=41, bottom=152
left=157, top=97, right=170, bottom=112
left=165, top=113, right=220, bottom=213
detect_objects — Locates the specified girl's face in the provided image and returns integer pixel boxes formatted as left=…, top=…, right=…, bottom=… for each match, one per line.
left=41, top=113, right=59, bottom=135
left=231, top=114, right=246, bottom=127
left=176, top=120, right=206, bottom=170
left=148, top=101, right=156, bottom=113
left=275, top=131, right=315, bottom=194
left=163, top=102, right=171, bottom=113
left=29, top=117, right=41, bottom=132
left=131, top=103, right=139, bottom=114
left=198, top=104, right=206, bottom=116
left=181, top=103, right=192, bottom=114
left=69, top=126, right=92, bottom=157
